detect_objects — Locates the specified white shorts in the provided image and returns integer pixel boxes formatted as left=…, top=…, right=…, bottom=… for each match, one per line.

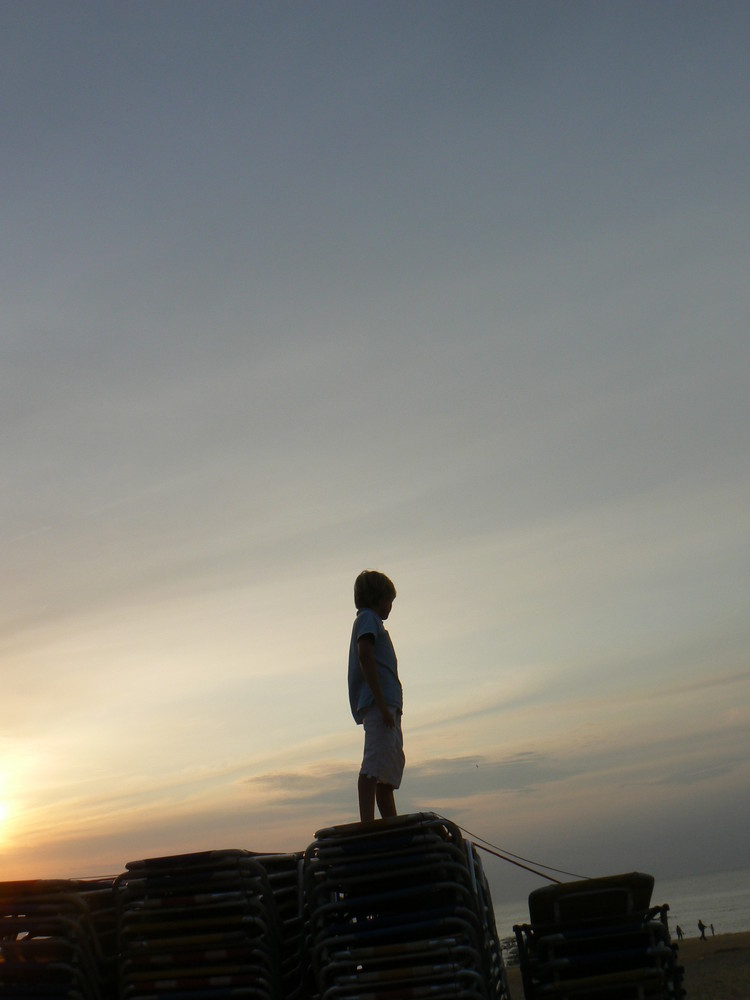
left=360, top=705, right=405, bottom=789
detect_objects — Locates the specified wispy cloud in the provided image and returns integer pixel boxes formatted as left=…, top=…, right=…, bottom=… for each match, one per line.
left=2, top=2, right=749, bottom=892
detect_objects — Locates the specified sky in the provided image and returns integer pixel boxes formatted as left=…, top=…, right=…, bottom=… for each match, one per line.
left=2, top=2, right=749, bottom=908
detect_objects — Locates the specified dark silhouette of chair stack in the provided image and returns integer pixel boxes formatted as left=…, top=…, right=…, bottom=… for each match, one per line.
left=114, top=850, right=286, bottom=1000
left=513, top=872, right=685, bottom=999
left=0, top=877, right=116, bottom=1000
left=304, top=812, right=509, bottom=1000
left=251, top=853, right=306, bottom=1000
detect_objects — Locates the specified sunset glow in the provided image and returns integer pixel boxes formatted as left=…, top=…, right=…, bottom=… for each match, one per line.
left=3, top=2, right=749, bottom=902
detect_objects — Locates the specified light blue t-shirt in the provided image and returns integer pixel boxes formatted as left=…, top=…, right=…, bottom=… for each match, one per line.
left=348, top=607, right=403, bottom=723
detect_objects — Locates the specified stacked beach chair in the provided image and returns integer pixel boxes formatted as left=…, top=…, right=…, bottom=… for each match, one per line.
left=0, top=877, right=117, bottom=1000
left=114, top=849, right=288, bottom=1000
left=304, top=812, right=509, bottom=1000
left=1, top=818, right=512, bottom=1000
left=252, top=853, right=306, bottom=1000
left=513, top=872, right=685, bottom=999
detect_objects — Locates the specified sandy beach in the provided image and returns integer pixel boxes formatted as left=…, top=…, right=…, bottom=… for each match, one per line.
left=675, top=931, right=750, bottom=1000
left=504, top=931, right=750, bottom=999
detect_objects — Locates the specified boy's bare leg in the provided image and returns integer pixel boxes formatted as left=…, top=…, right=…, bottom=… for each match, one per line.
left=358, top=773, right=377, bottom=823
left=375, top=783, right=397, bottom=819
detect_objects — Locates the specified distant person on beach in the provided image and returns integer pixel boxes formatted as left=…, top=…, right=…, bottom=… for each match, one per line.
left=698, top=919, right=707, bottom=940
left=348, top=570, right=404, bottom=823
left=710, top=922, right=715, bottom=935
left=676, top=925, right=684, bottom=941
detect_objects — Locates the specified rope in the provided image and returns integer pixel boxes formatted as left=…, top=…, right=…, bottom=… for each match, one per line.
left=472, top=842, right=564, bottom=882
left=442, top=816, right=590, bottom=883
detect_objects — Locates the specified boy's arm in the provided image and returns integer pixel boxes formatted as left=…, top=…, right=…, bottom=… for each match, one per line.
left=357, top=636, right=396, bottom=728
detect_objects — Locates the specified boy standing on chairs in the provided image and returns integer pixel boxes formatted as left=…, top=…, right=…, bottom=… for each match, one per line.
left=348, top=570, right=405, bottom=822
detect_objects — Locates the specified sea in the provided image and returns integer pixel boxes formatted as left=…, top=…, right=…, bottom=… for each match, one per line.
left=492, top=865, right=750, bottom=958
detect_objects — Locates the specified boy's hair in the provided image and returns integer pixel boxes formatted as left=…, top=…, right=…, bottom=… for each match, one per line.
left=354, top=570, right=396, bottom=610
